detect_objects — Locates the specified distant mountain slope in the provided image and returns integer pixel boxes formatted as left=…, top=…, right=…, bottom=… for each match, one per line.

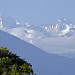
left=0, top=16, right=75, bottom=56
left=60, top=52, right=75, bottom=58
left=0, top=30, right=75, bottom=75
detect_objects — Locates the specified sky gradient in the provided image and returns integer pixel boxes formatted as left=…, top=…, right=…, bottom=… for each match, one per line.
left=0, top=0, right=75, bottom=25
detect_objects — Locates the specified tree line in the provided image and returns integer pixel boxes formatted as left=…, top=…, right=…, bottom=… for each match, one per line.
left=0, top=46, right=35, bottom=75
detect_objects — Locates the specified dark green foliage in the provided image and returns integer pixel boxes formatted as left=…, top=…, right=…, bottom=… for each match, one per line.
left=0, top=46, right=34, bottom=75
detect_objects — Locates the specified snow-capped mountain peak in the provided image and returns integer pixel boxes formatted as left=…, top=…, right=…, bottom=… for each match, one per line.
left=0, top=16, right=3, bottom=28
left=0, top=16, right=75, bottom=55
left=0, top=16, right=75, bottom=39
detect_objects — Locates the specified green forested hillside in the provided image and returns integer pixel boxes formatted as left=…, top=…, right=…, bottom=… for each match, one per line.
left=0, top=46, right=34, bottom=75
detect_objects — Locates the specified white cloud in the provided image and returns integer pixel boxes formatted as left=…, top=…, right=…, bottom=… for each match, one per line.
left=57, top=19, right=61, bottom=22
left=3, top=26, right=75, bottom=54
left=32, top=36, right=75, bottom=54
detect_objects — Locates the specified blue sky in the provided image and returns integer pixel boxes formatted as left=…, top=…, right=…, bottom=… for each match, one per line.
left=0, top=0, right=75, bottom=25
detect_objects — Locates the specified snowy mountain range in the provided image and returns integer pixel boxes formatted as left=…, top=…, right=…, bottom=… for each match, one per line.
left=0, top=15, right=75, bottom=57
left=1, top=16, right=75, bottom=38
left=0, top=30, right=75, bottom=75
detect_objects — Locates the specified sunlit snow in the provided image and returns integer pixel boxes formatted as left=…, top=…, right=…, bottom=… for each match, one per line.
left=0, top=16, right=75, bottom=55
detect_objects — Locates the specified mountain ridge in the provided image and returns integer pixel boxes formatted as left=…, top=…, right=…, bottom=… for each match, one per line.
left=0, top=30, right=75, bottom=75
left=0, top=16, right=75, bottom=57
left=0, top=16, right=75, bottom=38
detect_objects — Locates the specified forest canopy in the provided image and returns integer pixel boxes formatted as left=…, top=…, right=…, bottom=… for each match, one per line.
left=0, top=46, right=34, bottom=75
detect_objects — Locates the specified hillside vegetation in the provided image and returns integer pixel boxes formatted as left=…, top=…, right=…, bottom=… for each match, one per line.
left=0, top=46, right=34, bottom=75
